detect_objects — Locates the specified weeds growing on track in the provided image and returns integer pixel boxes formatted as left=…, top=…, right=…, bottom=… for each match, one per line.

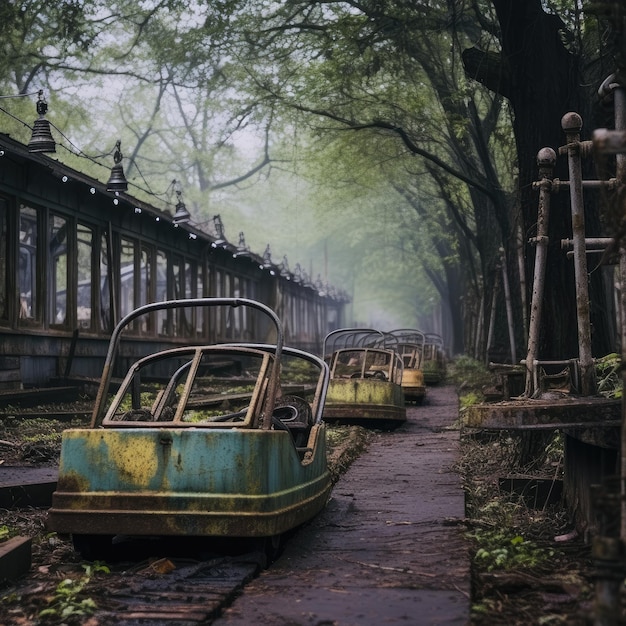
left=451, top=358, right=595, bottom=625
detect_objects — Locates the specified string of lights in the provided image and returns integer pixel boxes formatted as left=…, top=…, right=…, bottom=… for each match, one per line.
left=0, top=89, right=348, bottom=300
left=0, top=104, right=31, bottom=128
left=0, top=91, right=40, bottom=99
left=0, top=89, right=178, bottom=206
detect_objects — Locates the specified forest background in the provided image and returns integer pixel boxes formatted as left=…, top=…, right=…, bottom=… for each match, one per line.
left=0, top=0, right=623, bottom=361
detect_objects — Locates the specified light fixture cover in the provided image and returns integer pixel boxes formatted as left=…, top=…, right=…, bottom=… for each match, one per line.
left=106, top=140, right=128, bottom=192
left=173, top=201, right=191, bottom=224
left=28, top=92, right=55, bottom=153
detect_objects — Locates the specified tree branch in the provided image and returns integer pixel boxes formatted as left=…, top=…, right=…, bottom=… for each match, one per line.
left=281, top=99, right=498, bottom=201
left=461, top=47, right=511, bottom=98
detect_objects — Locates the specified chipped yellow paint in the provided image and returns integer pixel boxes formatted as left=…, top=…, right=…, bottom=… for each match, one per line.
left=326, top=378, right=399, bottom=405
left=106, top=431, right=163, bottom=488
left=402, top=369, right=425, bottom=388
left=49, top=425, right=332, bottom=538
left=60, top=429, right=164, bottom=490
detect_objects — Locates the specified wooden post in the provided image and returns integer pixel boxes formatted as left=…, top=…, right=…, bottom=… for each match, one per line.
left=524, top=148, right=556, bottom=397
left=562, top=112, right=596, bottom=396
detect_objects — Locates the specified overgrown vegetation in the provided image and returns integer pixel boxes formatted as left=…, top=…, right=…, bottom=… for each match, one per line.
left=458, top=375, right=593, bottom=626
left=0, top=415, right=88, bottom=465
left=448, top=356, right=493, bottom=388
left=596, top=353, right=622, bottom=398
left=449, top=353, right=625, bottom=404
left=38, top=562, right=110, bottom=624
left=460, top=426, right=593, bottom=623
left=0, top=383, right=602, bottom=623
left=326, top=425, right=371, bottom=484
left=447, top=356, right=492, bottom=408
left=472, top=531, right=556, bottom=572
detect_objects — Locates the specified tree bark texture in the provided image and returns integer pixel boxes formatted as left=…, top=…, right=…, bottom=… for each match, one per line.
left=464, top=0, right=613, bottom=360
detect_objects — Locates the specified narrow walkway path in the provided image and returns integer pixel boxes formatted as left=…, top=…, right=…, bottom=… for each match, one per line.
left=215, top=385, right=470, bottom=625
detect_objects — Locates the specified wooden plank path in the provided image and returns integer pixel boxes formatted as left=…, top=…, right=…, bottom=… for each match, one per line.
left=215, top=384, right=470, bottom=625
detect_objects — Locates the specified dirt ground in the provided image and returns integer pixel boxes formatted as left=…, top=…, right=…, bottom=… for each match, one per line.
left=0, top=387, right=611, bottom=625
left=461, top=423, right=598, bottom=624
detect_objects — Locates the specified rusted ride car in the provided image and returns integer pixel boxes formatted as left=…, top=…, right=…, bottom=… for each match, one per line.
left=322, top=328, right=406, bottom=427
left=422, top=332, right=447, bottom=384
left=396, top=344, right=427, bottom=404
left=390, top=329, right=427, bottom=404
left=47, top=298, right=331, bottom=559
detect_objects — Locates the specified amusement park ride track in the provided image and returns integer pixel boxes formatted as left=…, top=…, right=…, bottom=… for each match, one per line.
left=0, top=423, right=368, bottom=626
left=2, top=384, right=601, bottom=625
left=1, top=384, right=473, bottom=626
left=86, top=552, right=266, bottom=625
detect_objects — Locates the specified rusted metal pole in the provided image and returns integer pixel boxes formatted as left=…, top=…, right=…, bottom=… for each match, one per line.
left=517, top=221, right=529, bottom=342
left=499, top=247, right=516, bottom=364
left=474, top=294, right=484, bottom=361
left=613, top=81, right=626, bottom=548
left=524, top=148, right=556, bottom=397
left=486, top=265, right=500, bottom=358
left=588, top=76, right=626, bottom=626
left=561, top=237, right=615, bottom=249
left=562, top=112, right=596, bottom=396
left=608, top=107, right=626, bottom=606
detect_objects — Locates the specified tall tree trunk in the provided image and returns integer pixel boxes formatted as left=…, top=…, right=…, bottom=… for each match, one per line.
left=464, top=0, right=613, bottom=360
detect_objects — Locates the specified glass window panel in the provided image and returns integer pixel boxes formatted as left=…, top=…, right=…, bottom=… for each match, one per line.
left=182, top=260, right=194, bottom=336
left=215, top=270, right=222, bottom=297
left=233, top=276, right=241, bottom=334
left=241, top=278, right=249, bottom=336
left=195, top=270, right=205, bottom=335
left=77, top=223, right=93, bottom=330
left=156, top=250, right=167, bottom=301
left=156, top=249, right=167, bottom=334
left=224, top=273, right=233, bottom=338
left=171, top=257, right=181, bottom=335
left=0, top=199, right=7, bottom=321
left=139, top=247, right=150, bottom=306
left=19, top=205, right=37, bottom=320
left=214, top=270, right=222, bottom=338
left=49, top=214, right=68, bottom=325
left=139, top=246, right=151, bottom=333
left=172, top=257, right=181, bottom=299
left=120, top=238, right=135, bottom=320
left=100, top=234, right=110, bottom=331
left=184, top=261, right=193, bottom=299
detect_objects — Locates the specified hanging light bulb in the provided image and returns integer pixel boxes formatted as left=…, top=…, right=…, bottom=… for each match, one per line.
left=106, top=140, right=128, bottom=192
left=28, top=90, right=55, bottom=153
